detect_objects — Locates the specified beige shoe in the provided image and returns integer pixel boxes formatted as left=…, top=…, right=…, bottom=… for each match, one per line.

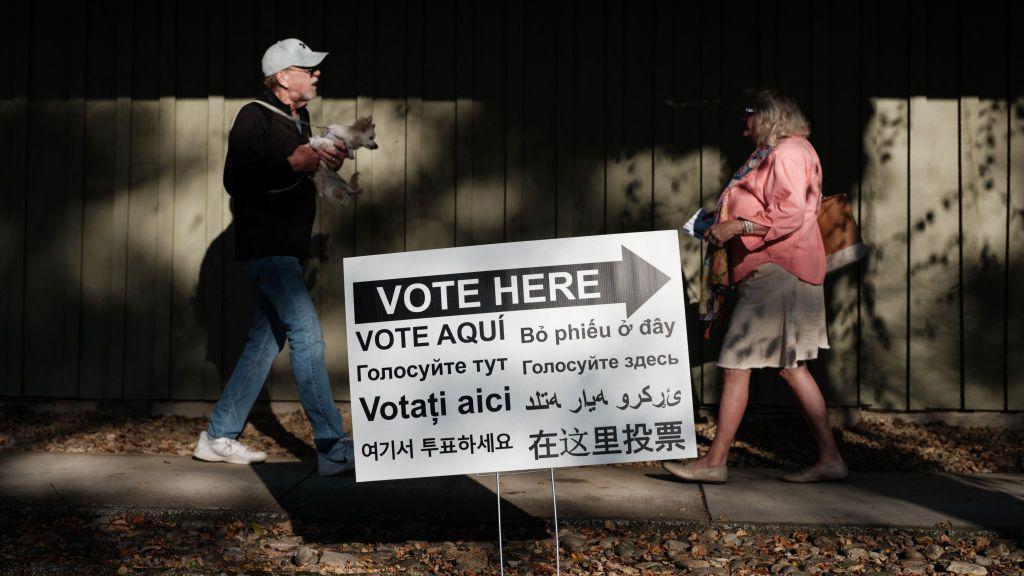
left=662, top=460, right=728, bottom=484
left=782, top=461, right=849, bottom=483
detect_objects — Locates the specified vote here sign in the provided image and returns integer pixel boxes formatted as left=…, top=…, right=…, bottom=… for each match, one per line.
left=343, top=231, right=697, bottom=482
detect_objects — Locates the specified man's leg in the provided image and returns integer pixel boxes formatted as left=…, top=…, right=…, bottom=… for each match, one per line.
left=255, top=256, right=347, bottom=455
left=207, top=263, right=286, bottom=440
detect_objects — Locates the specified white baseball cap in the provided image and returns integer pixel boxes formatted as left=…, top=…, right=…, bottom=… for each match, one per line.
left=261, top=38, right=328, bottom=77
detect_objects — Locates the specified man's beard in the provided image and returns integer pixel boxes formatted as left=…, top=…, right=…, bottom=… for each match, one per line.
left=300, top=82, right=318, bottom=102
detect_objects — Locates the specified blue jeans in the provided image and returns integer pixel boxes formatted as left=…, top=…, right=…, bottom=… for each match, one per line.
left=207, top=256, right=347, bottom=455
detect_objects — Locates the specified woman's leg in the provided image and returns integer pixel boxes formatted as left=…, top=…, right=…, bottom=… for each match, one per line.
left=779, top=363, right=844, bottom=466
left=696, top=368, right=751, bottom=468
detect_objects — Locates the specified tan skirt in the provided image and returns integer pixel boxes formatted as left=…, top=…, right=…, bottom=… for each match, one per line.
left=716, top=262, right=829, bottom=370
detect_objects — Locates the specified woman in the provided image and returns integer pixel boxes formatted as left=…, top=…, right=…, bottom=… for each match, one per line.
left=665, top=90, right=847, bottom=484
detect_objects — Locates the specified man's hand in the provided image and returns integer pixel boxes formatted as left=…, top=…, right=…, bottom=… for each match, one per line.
left=316, top=142, right=344, bottom=171
left=708, top=220, right=743, bottom=246
left=287, top=144, right=320, bottom=173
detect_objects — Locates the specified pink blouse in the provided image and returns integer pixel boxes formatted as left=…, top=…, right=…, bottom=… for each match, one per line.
left=726, top=137, right=826, bottom=285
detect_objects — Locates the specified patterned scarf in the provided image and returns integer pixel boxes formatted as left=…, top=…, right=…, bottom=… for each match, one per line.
left=698, top=145, right=775, bottom=338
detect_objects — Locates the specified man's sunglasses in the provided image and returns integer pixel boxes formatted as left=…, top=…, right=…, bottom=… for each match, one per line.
left=290, top=66, right=318, bottom=76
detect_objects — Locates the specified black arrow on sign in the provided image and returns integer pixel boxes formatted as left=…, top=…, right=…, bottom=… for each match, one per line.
left=352, top=245, right=671, bottom=324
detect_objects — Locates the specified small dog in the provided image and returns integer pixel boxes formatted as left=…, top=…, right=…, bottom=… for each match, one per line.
left=308, top=116, right=378, bottom=205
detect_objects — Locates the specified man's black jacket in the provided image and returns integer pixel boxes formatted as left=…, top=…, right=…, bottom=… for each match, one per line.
left=224, top=90, right=315, bottom=261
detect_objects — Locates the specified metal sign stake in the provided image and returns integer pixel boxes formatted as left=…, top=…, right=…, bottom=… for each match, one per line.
left=492, top=468, right=562, bottom=576
left=550, top=468, right=561, bottom=576
left=496, top=471, right=505, bottom=576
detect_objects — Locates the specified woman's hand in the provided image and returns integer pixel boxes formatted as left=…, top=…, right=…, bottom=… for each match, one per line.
left=708, top=220, right=743, bottom=246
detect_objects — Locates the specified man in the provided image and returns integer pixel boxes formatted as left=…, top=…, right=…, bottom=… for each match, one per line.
left=192, top=38, right=354, bottom=476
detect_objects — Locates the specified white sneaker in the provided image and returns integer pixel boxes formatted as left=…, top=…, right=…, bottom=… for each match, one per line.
left=317, top=438, right=355, bottom=476
left=193, top=431, right=268, bottom=464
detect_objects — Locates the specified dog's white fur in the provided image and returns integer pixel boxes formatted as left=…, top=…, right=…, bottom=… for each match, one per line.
left=308, top=116, right=378, bottom=205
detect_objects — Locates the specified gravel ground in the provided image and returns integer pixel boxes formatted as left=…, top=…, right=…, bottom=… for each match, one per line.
left=0, top=509, right=1021, bottom=575
left=1, top=405, right=1021, bottom=474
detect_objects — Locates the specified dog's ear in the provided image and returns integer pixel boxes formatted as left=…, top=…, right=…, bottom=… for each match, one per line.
left=353, top=116, right=373, bottom=132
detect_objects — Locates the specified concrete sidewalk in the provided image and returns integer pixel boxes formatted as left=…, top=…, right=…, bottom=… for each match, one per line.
left=1, top=452, right=1022, bottom=531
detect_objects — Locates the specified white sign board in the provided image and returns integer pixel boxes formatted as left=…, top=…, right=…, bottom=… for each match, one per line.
left=343, top=231, right=697, bottom=482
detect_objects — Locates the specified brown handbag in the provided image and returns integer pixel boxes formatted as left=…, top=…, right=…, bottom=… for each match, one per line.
left=818, top=193, right=868, bottom=273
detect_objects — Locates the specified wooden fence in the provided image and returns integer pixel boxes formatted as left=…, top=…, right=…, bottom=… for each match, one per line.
left=1, top=0, right=1021, bottom=411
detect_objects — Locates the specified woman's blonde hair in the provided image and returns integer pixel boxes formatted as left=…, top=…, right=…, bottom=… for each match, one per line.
left=747, top=90, right=810, bottom=147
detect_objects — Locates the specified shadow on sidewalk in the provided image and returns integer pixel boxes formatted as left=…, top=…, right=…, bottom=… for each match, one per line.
left=645, top=463, right=1024, bottom=532
left=248, top=462, right=551, bottom=545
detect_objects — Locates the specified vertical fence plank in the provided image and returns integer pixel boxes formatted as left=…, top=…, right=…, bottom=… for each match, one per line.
left=471, top=0, right=508, bottom=245
left=860, top=0, right=910, bottom=410
left=153, top=1, right=177, bottom=400
left=23, top=3, right=72, bottom=397
left=413, top=0, right=457, bottom=250
left=609, top=0, right=654, bottom=233
left=654, top=0, right=700, bottom=239
left=651, top=1, right=675, bottom=233
left=0, top=9, right=28, bottom=397
left=603, top=0, right=626, bottom=237
left=907, top=2, right=961, bottom=410
left=170, top=1, right=210, bottom=400
left=353, top=0, right=376, bottom=257
left=204, top=0, right=227, bottom=401
left=404, top=0, right=424, bottom=254
left=108, top=2, right=134, bottom=400
left=503, top=0, right=524, bottom=243
left=698, top=0, right=723, bottom=406
left=79, top=0, right=121, bottom=399
left=960, top=0, right=1008, bottom=411
left=520, top=0, right=558, bottom=240
left=63, top=4, right=86, bottom=400
left=1008, top=2, right=1024, bottom=410
left=554, top=1, right=575, bottom=238
left=125, top=0, right=162, bottom=400
left=758, top=0, right=777, bottom=89
left=370, top=0, right=408, bottom=255
left=453, top=0, right=474, bottom=246
left=169, top=110, right=209, bottom=401
left=571, top=0, right=606, bottom=238
left=776, top=0, right=813, bottom=108
left=818, top=0, right=862, bottom=407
